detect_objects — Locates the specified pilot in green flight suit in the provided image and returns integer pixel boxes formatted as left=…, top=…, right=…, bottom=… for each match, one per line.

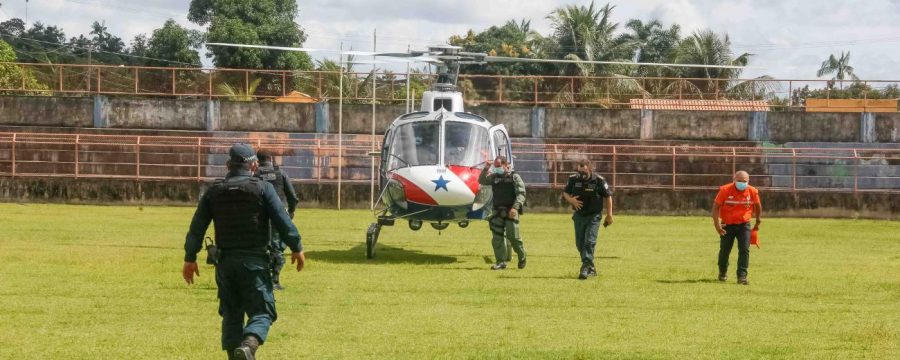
left=478, top=155, right=527, bottom=270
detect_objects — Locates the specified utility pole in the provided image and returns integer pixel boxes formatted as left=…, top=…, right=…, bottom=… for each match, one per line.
left=370, top=29, right=377, bottom=210
left=406, top=44, right=411, bottom=113
left=337, top=41, right=344, bottom=210
left=86, top=44, right=94, bottom=92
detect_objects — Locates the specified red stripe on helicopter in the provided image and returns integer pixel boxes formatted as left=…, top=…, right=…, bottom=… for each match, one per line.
left=447, top=165, right=481, bottom=195
left=392, top=173, right=438, bottom=205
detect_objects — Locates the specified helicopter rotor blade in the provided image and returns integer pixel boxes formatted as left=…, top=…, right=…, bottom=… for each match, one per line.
left=484, top=56, right=761, bottom=70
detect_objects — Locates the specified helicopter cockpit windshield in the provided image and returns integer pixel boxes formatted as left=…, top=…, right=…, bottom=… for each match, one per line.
left=387, top=122, right=440, bottom=170
left=444, top=121, right=490, bottom=167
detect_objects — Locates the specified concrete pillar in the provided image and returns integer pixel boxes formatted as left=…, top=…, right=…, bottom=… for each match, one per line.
left=860, top=112, right=876, bottom=143
left=92, top=95, right=109, bottom=128
left=315, top=102, right=330, bottom=133
left=530, top=106, right=546, bottom=138
left=748, top=111, right=768, bottom=141
left=639, top=109, right=653, bottom=140
left=205, top=100, right=220, bottom=131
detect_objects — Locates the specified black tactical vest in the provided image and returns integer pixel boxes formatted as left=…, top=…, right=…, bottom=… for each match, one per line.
left=572, top=173, right=605, bottom=215
left=257, top=165, right=287, bottom=207
left=207, top=177, right=268, bottom=249
left=492, top=172, right=518, bottom=208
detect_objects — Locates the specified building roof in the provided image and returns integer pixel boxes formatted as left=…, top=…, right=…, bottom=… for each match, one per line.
left=629, top=99, right=770, bottom=111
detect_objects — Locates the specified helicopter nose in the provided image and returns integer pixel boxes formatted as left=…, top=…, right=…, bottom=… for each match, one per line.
left=391, top=166, right=478, bottom=206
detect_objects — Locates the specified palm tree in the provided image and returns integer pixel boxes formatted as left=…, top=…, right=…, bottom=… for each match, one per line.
left=616, top=19, right=681, bottom=77
left=547, top=1, right=627, bottom=76
left=817, top=51, right=858, bottom=89
left=669, top=29, right=776, bottom=100
left=216, top=77, right=262, bottom=101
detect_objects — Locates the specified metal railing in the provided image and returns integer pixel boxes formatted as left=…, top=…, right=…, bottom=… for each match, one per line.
left=1, top=132, right=898, bottom=193
left=2, top=62, right=899, bottom=111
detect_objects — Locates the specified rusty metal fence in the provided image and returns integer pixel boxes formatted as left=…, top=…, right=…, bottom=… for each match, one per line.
left=2, top=132, right=898, bottom=193
left=3, top=62, right=899, bottom=111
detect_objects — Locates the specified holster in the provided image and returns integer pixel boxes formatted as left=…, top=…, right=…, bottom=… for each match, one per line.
left=204, top=236, right=219, bottom=266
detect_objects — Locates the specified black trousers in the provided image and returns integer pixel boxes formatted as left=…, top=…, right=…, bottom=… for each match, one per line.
left=718, top=222, right=750, bottom=277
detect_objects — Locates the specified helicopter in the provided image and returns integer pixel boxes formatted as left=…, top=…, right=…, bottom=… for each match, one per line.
left=205, top=42, right=754, bottom=259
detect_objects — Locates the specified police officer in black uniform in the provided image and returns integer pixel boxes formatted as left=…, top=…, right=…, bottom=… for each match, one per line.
left=182, top=143, right=306, bottom=360
left=562, top=158, right=614, bottom=280
left=254, top=150, right=299, bottom=291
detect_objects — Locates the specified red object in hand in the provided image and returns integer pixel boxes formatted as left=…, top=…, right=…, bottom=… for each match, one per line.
left=750, top=229, right=760, bottom=248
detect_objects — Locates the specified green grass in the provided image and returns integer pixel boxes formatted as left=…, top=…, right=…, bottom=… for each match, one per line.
left=0, top=203, right=898, bottom=360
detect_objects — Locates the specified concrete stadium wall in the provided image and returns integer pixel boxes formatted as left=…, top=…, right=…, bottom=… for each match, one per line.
left=218, top=102, right=316, bottom=132
left=105, top=98, right=207, bottom=130
left=2, top=95, right=900, bottom=143
left=2, top=178, right=897, bottom=220
left=0, top=96, right=93, bottom=127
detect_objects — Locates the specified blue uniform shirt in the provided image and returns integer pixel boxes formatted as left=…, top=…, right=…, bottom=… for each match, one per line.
left=183, top=169, right=303, bottom=262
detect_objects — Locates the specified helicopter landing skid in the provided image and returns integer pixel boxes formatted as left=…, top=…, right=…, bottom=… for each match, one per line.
left=366, top=215, right=395, bottom=259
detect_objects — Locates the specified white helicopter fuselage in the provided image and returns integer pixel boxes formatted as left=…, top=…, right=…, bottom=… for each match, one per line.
left=378, top=93, right=513, bottom=225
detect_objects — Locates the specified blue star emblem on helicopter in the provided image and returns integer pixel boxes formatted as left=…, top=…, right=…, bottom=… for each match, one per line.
left=431, top=175, right=451, bottom=191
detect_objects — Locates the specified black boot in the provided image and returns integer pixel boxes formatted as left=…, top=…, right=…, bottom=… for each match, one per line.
left=234, top=335, right=259, bottom=360
left=578, top=265, right=589, bottom=280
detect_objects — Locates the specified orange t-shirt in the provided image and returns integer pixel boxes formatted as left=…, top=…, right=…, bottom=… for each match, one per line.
left=714, top=183, right=760, bottom=225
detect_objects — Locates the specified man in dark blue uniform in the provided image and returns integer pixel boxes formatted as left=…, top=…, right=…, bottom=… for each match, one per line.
left=562, top=159, right=614, bottom=280
left=254, top=150, right=299, bottom=290
left=182, top=144, right=306, bottom=360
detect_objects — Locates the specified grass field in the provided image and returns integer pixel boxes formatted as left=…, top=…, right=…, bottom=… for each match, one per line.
left=0, top=203, right=898, bottom=359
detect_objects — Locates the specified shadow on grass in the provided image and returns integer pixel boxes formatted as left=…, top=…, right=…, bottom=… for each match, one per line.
left=306, top=244, right=457, bottom=265
left=655, top=279, right=720, bottom=284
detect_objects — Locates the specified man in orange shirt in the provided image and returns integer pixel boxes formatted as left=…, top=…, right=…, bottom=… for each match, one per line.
left=712, top=171, right=762, bottom=285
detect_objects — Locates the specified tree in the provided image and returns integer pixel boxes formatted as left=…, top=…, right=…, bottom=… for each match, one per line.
left=143, top=19, right=203, bottom=67
left=615, top=19, right=681, bottom=76
left=547, top=1, right=628, bottom=76
left=668, top=29, right=774, bottom=100
left=188, top=0, right=312, bottom=70
left=0, top=39, right=49, bottom=94
left=817, top=51, right=858, bottom=88
left=69, top=21, right=128, bottom=65
left=0, top=18, right=25, bottom=37
left=129, top=34, right=149, bottom=65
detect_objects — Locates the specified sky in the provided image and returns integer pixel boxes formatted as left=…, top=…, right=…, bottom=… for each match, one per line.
left=2, top=0, right=900, bottom=81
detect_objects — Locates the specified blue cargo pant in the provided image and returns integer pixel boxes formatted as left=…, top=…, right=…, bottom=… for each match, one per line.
left=573, top=212, right=601, bottom=269
left=216, top=252, right=277, bottom=351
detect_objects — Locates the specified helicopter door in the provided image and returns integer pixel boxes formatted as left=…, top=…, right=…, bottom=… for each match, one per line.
left=489, top=124, right=513, bottom=167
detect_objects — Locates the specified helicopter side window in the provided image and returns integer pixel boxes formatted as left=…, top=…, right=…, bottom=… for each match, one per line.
left=444, top=121, right=490, bottom=167
left=493, top=130, right=511, bottom=160
left=388, top=122, right=440, bottom=169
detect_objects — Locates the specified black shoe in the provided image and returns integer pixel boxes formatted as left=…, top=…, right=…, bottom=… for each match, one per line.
left=491, top=262, right=507, bottom=270
left=517, top=258, right=526, bottom=269
left=234, top=335, right=259, bottom=360
left=737, top=277, right=749, bottom=285
left=273, top=283, right=284, bottom=291
left=578, top=266, right=589, bottom=280
left=587, top=267, right=597, bottom=277
left=234, top=347, right=254, bottom=360
left=718, top=273, right=728, bottom=282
